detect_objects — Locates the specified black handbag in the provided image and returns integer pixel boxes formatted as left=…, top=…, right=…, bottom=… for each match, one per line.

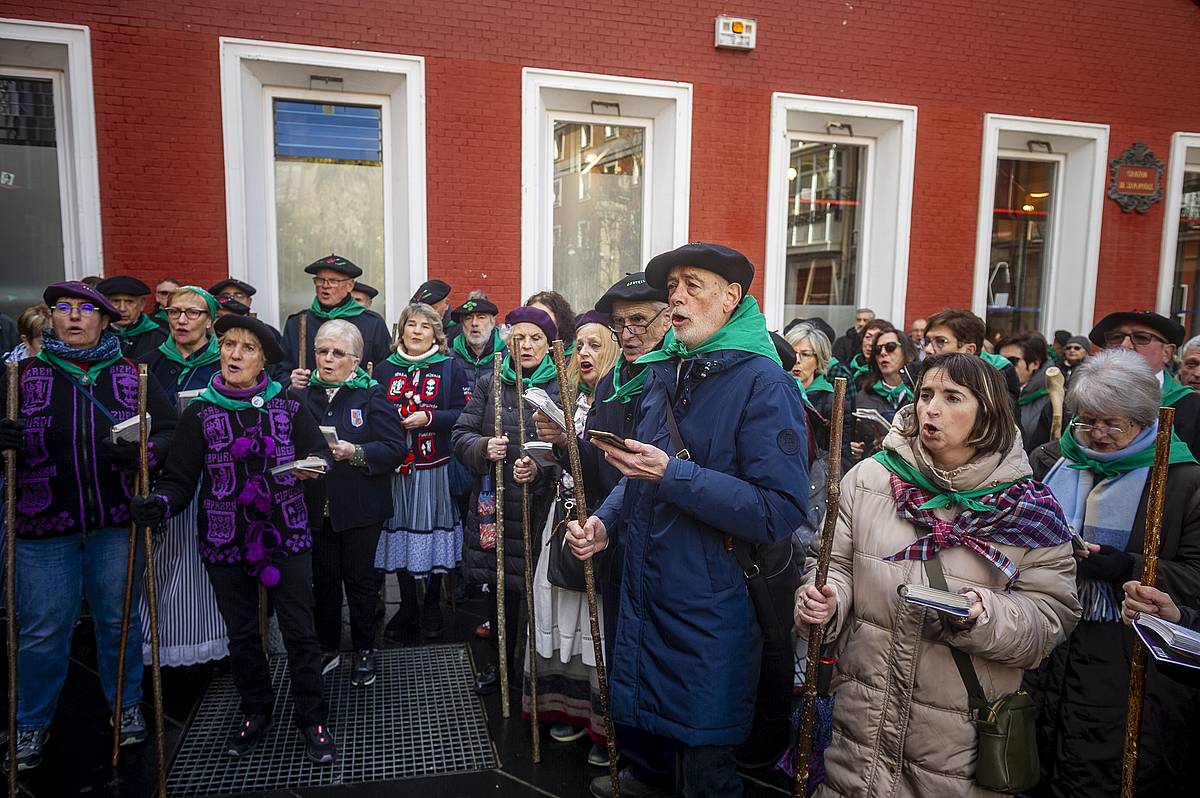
left=545, top=479, right=587, bottom=592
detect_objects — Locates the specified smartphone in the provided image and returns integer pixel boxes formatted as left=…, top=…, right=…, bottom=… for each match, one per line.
left=586, top=429, right=636, bottom=453
left=1071, top=531, right=1089, bottom=551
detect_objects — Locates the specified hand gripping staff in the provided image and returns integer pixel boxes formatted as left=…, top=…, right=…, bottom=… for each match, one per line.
left=492, top=351, right=510, bottom=717
left=793, top=376, right=848, bottom=797
left=550, top=339, right=620, bottom=797
left=1120, top=406, right=1174, bottom=798
left=5, top=362, right=19, bottom=794
left=512, top=341, right=541, bottom=762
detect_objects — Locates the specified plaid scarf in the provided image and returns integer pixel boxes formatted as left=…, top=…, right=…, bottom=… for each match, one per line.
left=883, top=473, right=1071, bottom=585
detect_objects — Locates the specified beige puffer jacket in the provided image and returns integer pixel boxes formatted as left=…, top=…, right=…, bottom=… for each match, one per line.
left=807, top=407, right=1081, bottom=798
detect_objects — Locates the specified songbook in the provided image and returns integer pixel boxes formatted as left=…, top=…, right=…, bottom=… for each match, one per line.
left=269, top=456, right=328, bottom=476
left=853, top=407, right=893, bottom=434
left=523, top=441, right=559, bottom=469
left=898, top=583, right=972, bottom=617
left=1134, top=614, right=1200, bottom=671
left=524, top=387, right=567, bottom=432
left=109, top=415, right=151, bottom=445
left=177, top=389, right=203, bottom=412
left=319, top=425, right=339, bottom=446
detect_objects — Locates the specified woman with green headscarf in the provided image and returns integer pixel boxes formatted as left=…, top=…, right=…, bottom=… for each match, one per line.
left=142, top=285, right=222, bottom=408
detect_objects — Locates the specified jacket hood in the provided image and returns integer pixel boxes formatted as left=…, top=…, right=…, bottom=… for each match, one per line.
left=882, top=404, right=1031, bottom=492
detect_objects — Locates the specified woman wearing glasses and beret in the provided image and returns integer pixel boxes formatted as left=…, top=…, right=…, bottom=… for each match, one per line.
left=1025, top=348, right=1200, bottom=796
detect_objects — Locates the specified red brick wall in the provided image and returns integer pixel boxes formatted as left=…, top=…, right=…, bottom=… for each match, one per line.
left=5, top=0, right=1198, bottom=328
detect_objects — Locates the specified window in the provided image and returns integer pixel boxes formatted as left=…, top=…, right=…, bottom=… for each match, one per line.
left=0, top=20, right=101, bottom=318
left=764, top=94, right=917, bottom=332
left=522, top=69, right=691, bottom=312
left=973, top=115, right=1108, bottom=343
left=984, top=157, right=1060, bottom=340
left=220, top=38, right=427, bottom=326
left=1157, top=133, right=1200, bottom=337
left=272, top=98, right=388, bottom=321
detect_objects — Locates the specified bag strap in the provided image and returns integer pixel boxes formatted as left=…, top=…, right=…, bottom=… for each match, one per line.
left=923, top=556, right=991, bottom=715
left=661, top=384, right=691, bottom=462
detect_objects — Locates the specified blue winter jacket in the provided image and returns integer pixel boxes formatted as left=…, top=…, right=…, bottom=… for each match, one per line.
left=594, top=348, right=809, bottom=746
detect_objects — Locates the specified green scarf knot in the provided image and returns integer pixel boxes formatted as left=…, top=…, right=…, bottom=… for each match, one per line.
left=635, top=297, right=781, bottom=368
left=309, top=367, right=378, bottom=390
left=310, top=295, right=366, bottom=320
left=36, top=344, right=124, bottom=385
left=451, top=329, right=503, bottom=367
left=805, top=374, right=834, bottom=394
left=872, top=379, right=912, bottom=407
left=979, top=350, right=1013, bottom=372
left=604, top=356, right=651, bottom=404
left=500, top=352, right=557, bottom=388
left=849, top=353, right=870, bottom=381
left=158, top=334, right=221, bottom=386
left=1058, top=424, right=1195, bottom=479
left=873, top=449, right=1019, bottom=512
left=196, top=376, right=283, bottom=412
left=114, top=313, right=162, bottom=339
left=385, top=348, right=453, bottom=373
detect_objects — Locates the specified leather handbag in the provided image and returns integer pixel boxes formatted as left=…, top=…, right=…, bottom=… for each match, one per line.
left=924, top=557, right=1039, bottom=794
left=545, top=484, right=586, bottom=592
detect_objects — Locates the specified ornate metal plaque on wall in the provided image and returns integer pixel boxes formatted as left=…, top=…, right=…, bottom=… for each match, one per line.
left=1108, top=142, right=1164, bottom=213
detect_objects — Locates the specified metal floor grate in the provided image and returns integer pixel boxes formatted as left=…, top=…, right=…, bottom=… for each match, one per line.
left=166, top=644, right=497, bottom=796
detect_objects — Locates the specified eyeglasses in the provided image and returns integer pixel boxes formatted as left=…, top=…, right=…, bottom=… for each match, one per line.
left=51, top=302, right=98, bottom=316
left=1070, top=418, right=1131, bottom=437
left=166, top=307, right=208, bottom=321
left=316, top=346, right=354, bottom=359
left=312, top=276, right=351, bottom=288
left=1065, top=344, right=1087, bottom=352
left=795, top=349, right=817, bottom=359
left=926, top=335, right=955, bottom=351
left=608, top=307, right=667, bottom=338
left=876, top=341, right=902, bottom=354
left=1104, top=331, right=1167, bottom=348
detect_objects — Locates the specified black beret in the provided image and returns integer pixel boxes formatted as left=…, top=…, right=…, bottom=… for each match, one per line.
left=450, top=297, right=499, bottom=320
left=216, top=295, right=251, bottom=316
left=1089, top=310, right=1185, bottom=348
left=213, top=314, right=285, bottom=364
left=771, top=331, right=797, bottom=372
left=209, top=278, right=257, bottom=297
left=303, top=253, right=362, bottom=279
left=44, top=281, right=122, bottom=322
left=784, top=316, right=837, bottom=346
left=352, top=282, right=379, bottom=299
left=97, top=275, right=151, bottom=297
left=412, top=279, right=451, bottom=305
left=645, top=242, right=754, bottom=299
left=594, top=272, right=668, bottom=313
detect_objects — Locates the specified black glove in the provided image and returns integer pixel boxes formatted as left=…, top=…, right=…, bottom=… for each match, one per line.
left=1077, top=544, right=1135, bottom=584
left=100, top=437, right=141, bottom=469
left=130, top=495, right=167, bottom=526
left=0, top=418, right=25, bottom=451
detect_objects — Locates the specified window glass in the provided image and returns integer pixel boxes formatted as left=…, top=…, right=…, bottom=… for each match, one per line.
left=986, top=158, right=1057, bottom=342
left=0, top=75, right=65, bottom=320
left=273, top=99, right=386, bottom=324
left=551, top=121, right=644, bottom=312
left=783, top=140, right=865, bottom=333
left=1171, top=169, right=1200, bottom=337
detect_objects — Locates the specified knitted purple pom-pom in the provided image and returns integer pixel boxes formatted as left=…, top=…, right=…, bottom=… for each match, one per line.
left=230, top=436, right=254, bottom=460
left=259, top=564, right=281, bottom=588
left=236, top=480, right=257, bottom=506
left=253, top=491, right=272, bottom=515
left=245, top=541, right=265, bottom=564
left=263, top=436, right=277, bottom=457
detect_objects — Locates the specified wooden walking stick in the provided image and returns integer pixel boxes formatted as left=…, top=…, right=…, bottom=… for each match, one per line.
left=793, top=376, right=848, bottom=797
left=1045, top=366, right=1065, bottom=440
left=5, top=362, right=19, bottom=790
left=551, top=340, right=620, bottom=797
left=1120, top=405, right=1174, bottom=798
left=512, top=340, right=541, bottom=762
left=492, top=351, right=510, bottom=717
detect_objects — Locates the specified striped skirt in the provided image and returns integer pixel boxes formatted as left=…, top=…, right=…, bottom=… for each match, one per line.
left=139, top=496, right=229, bottom=667
left=376, top=463, right=463, bottom=575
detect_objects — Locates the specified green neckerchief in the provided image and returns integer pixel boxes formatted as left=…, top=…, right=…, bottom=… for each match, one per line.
left=605, top=355, right=651, bottom=404
left=451, top=329, right=502, bottom=368
left=197, top=376, right=283, bottom=412
left=635, top=297, right=781, bottom=368
left=871, top=379, right=913, bottom=406
left=578, top=381, right=594, bottom=397
left=500, top=352, right=557, bottom=387
left=151, top=308, right=168, bottom=326
left=1018, top=385, right=1049, bottom=406
left=385, top=348, right=453, bottom=373
left=872, top=448, right=1020, bottom=512
left=158, top=335, right=221, bottom=385
left=1162, top=372, right=1195, bottom=408
left=1058, top=425, right=1196, bottom=480
left=114, top=313, right=161, bottom=339
left=310, top=295, right=366, bottom=320
left=849, top=353, right=870, bottom=381
left=805, top=373, right=834, bottom=394
left=310, top=367, right=378, bottom=390
left=979, top=350, right=1012, bottom=371
left=36, top=346, right=123, bottom=385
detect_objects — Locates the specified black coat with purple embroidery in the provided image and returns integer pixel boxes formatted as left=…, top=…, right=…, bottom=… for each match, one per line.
left=297, top=383, right=408, bottom=532
left=372, top=355, right=470, bottom=469
left=0, top=355, right=178, bottom=538
left=151, top=386, right=329, bottom=569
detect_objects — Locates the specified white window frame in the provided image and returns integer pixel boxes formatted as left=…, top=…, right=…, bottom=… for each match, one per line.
left=219, top=37, right=426, bottom=325
left=764, top=93, right=917, bottom=331
left=1, top=18, right=102, bottom=278
left=972, top=114, right=1108, bottom=339
left=1156, top=132, right=1200, bottom=325
left=522, top=68, right=691, bottom=299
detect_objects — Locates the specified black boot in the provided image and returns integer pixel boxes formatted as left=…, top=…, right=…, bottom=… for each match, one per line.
left=385, top=573, right=420, bottom=641
left=422, top=573, right=444, bottom=639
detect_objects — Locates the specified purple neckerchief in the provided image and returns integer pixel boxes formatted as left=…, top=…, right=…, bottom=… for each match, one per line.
left=211, top=371, right=269, bottom=399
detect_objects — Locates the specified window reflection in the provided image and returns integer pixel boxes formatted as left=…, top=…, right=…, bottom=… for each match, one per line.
left=1171, top=170, right=1200, bottom=337
left=987, top=158, right=1056, bottom=342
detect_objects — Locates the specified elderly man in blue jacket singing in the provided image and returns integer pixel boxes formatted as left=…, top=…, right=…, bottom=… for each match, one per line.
left=568, top=242, right=809, bottom=797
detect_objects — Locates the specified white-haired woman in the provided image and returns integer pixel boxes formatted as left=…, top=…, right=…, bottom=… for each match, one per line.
left=1026, top=348, right=1200, bottom=796
left=298, top=320, right=406, bottom=686
left=373, top=303, right=469, bottom=641
left=785, top=321, right=854, bottom=460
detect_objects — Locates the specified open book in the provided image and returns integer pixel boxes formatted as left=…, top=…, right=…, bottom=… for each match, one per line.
left=853, top=407, right=893, bottom=434
left=523, top=441, right=559, bottom=469
left=1134, top=614, right=1200, bottom=670
left=177, top=389, right=203, bottom=412
left=110, top=415, right=151, bottom=445
left=269, top=456, right=328, bottom=476
left=898, top=583, right=972, bottom=617
left=524, top=387, right=567, bottom=432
